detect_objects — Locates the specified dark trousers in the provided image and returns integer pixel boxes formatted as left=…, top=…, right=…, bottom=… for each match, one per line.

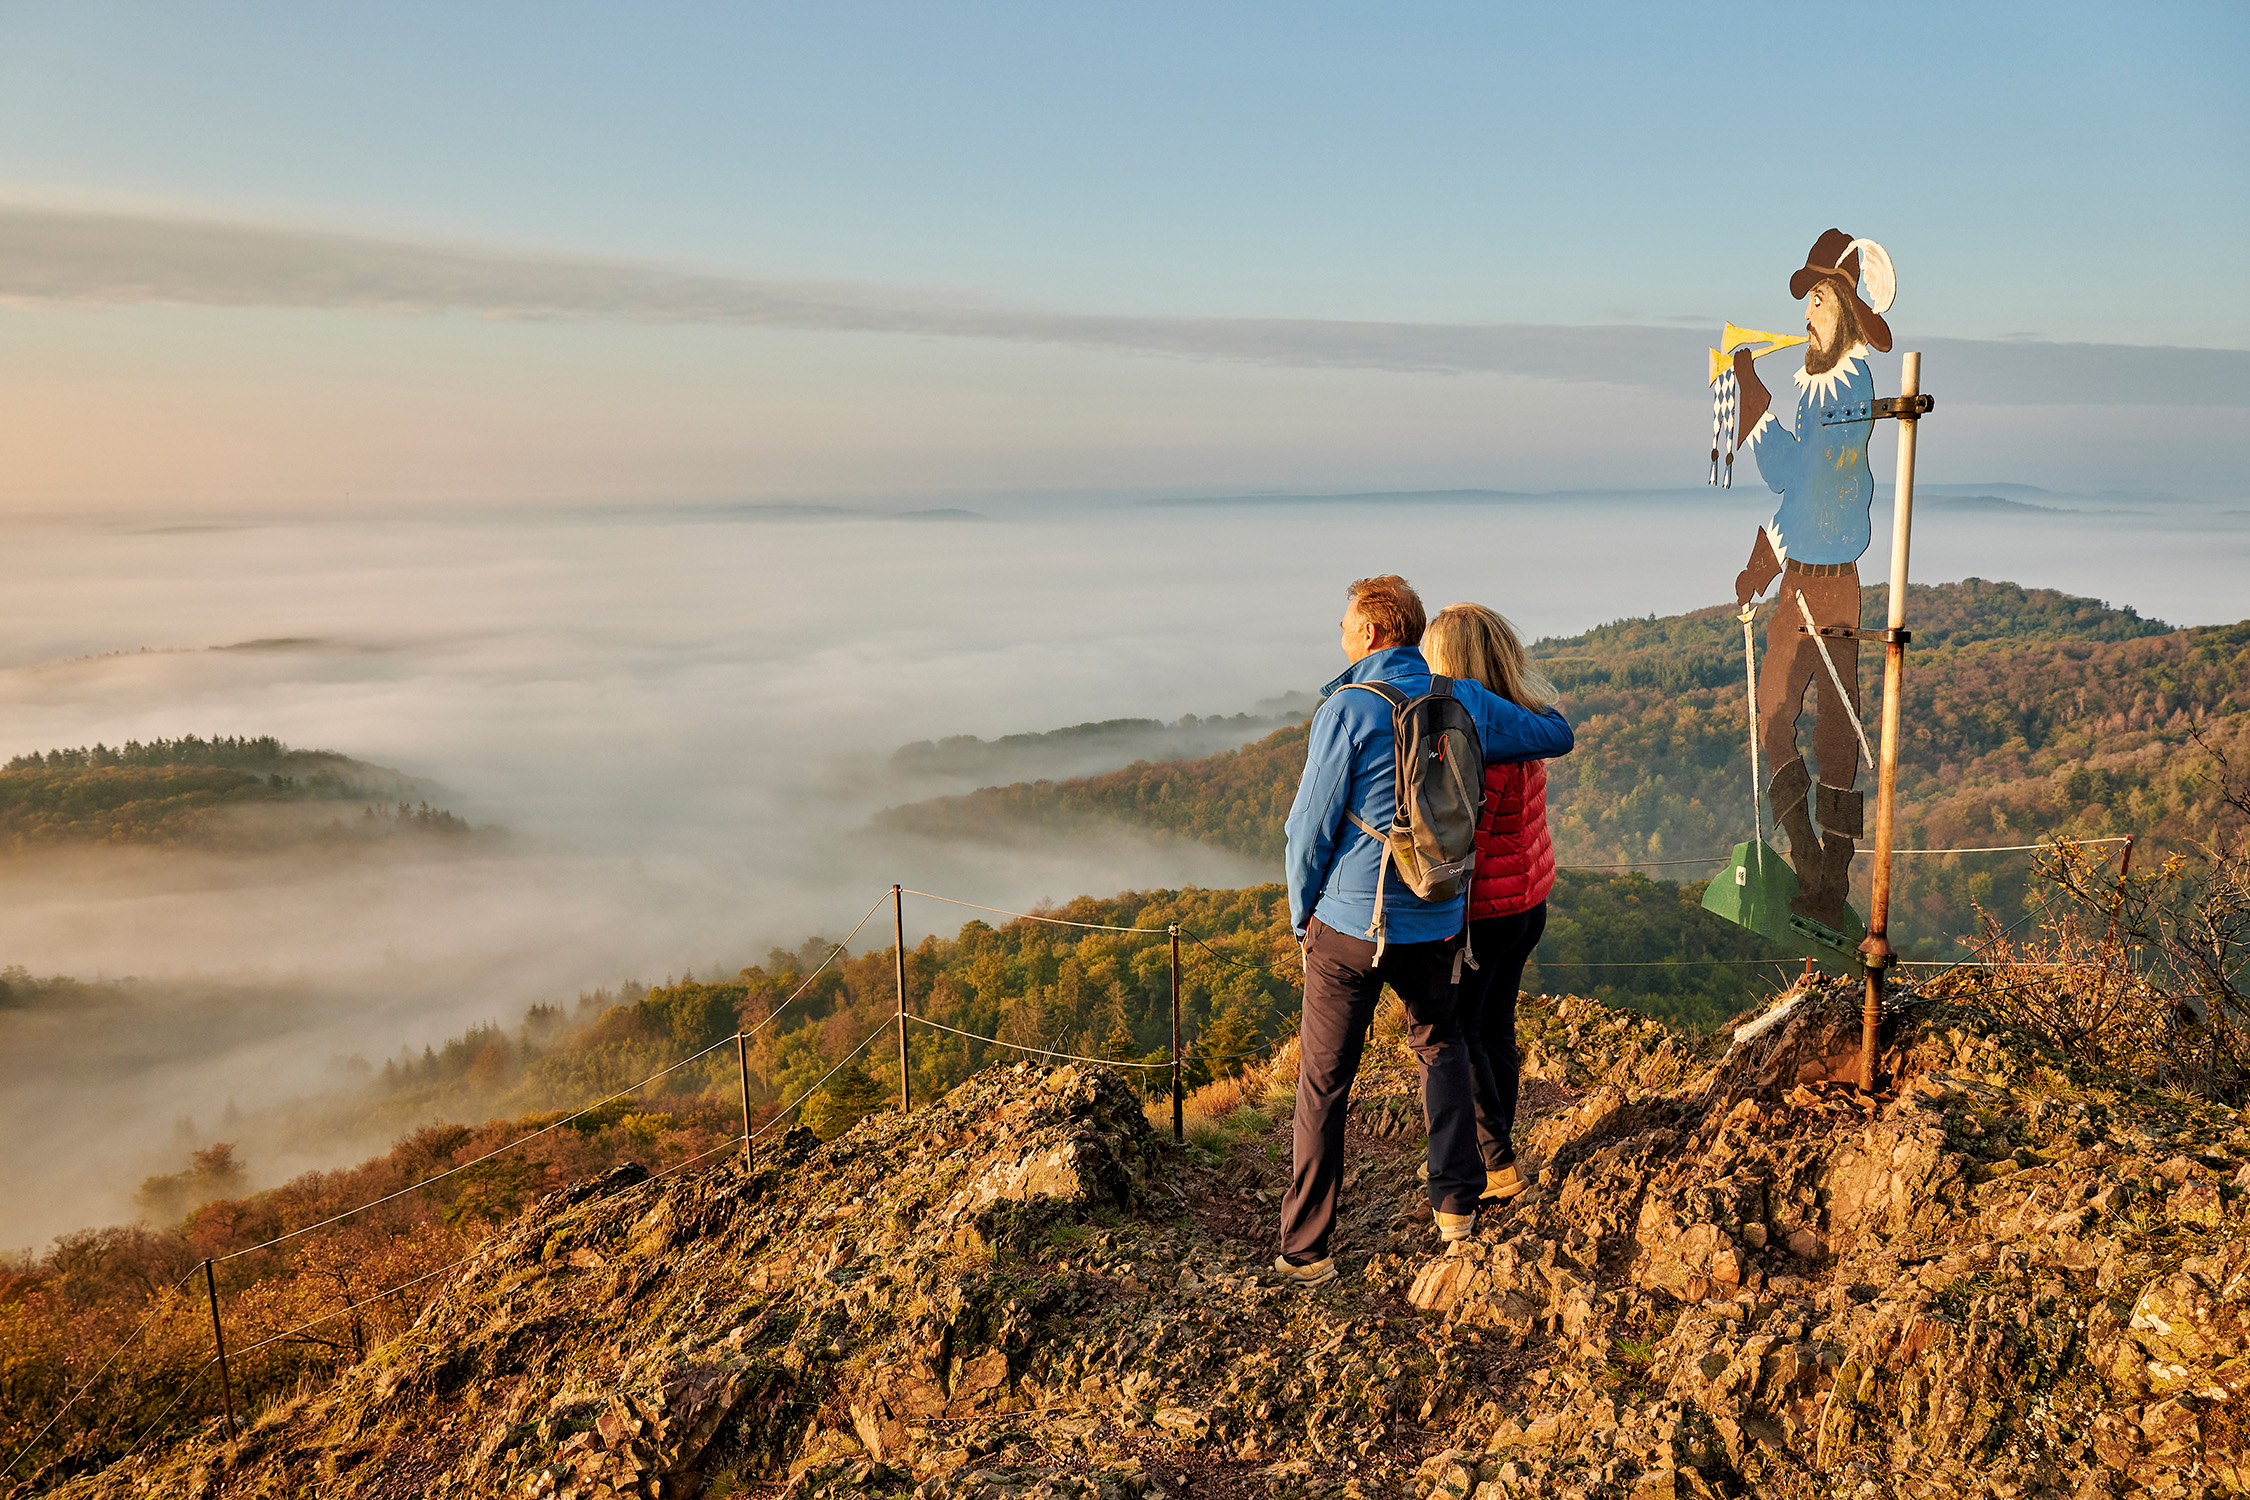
left=1461, top=903, right=1546, bottom=1170
left=1280, top=917, right=1480, bottom=1262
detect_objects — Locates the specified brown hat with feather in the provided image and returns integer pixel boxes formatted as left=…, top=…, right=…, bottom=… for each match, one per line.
left=1789, top=228, right=1895, bottom=353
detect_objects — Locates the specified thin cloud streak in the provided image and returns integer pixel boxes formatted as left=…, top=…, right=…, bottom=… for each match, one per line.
left=3, top=205, right=2243, bottom=406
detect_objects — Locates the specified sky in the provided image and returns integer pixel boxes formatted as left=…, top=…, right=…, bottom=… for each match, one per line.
left=0, top=0, right=2244, bottom=510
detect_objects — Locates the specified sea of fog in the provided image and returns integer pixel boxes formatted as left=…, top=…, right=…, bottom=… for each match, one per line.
left=3, top=486, right=2244, bottom=1249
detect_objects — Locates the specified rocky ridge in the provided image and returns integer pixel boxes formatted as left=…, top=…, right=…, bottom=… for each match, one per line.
left=29, top=984, right=2250, bottom=1500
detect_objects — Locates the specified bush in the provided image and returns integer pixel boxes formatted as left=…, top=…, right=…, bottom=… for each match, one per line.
left=801, top=1063, right=891, bottom=1140
left=1967, top=728, right=2250, bottom=1103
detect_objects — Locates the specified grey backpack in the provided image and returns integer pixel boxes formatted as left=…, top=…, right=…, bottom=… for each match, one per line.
left=1336, top=676, right=1485, bottom=962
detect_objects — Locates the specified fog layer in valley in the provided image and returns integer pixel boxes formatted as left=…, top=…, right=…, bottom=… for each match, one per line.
left=3, top=489, right=2243, bottom=1250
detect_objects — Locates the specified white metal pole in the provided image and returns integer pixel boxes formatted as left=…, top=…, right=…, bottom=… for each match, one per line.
left=1885, top=353, right=1922, bottom=635
left=1861, top=351, right=1922, bottom=1092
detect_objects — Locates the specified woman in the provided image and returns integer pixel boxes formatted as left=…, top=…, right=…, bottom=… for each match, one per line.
left=1423, top=603, right=1559, bottom=1203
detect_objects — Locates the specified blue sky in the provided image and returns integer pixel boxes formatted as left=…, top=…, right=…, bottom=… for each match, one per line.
left=0, top=1, right=2243, bottom=508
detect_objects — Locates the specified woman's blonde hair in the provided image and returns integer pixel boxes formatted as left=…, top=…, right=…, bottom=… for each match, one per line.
left=1424, top=603, right=1558, bottom=710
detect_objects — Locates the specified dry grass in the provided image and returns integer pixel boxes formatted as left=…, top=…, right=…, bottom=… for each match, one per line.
left=1142, top=1058, right=1299, bottom=1157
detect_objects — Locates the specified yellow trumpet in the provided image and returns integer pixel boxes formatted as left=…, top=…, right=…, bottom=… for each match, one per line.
left=1708, top=322, right=1809, bottom=385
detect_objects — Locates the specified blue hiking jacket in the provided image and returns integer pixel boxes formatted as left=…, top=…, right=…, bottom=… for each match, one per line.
left=1284, top=646, right=1574, bottom=943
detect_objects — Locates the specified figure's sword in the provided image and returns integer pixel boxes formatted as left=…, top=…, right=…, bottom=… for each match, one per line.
left=1793, top=588, right=1875, bottom=768
left=1738, top=603, right=1762, bottom=840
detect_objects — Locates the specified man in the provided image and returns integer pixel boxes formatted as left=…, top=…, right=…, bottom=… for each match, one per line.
left=1730, top=228, right=1895, bottom=938
left=1275, top=575, right=1574, bottom=1287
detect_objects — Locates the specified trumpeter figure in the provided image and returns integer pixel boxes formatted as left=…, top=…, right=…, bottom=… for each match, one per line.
left=1726, top=228, right=1897, bottom=940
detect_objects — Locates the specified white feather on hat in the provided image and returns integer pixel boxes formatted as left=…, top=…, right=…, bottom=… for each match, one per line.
left=1842, top=238, right=1896, bottom=315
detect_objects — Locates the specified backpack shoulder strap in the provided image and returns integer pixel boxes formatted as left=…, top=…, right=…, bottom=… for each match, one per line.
left=1335, top=680, right=1405, bottom=710
left=1331, top=681, right=1407, bottom=843
left=1426, top=674, right=1455, bottom=699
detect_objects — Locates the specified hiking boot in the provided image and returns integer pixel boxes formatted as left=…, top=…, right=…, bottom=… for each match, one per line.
left=1481, top=1162, right=1532, bottom=1202
left=1273, top=1253, right=1337, bottom=1288
left=1423, top=1160, right=1533, bottom=1202
left=1435, top=1209, right=1478, bottom=1242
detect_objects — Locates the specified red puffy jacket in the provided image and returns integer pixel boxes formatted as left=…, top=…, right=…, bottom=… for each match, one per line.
left=1469, top=758, right=1554, bottom=920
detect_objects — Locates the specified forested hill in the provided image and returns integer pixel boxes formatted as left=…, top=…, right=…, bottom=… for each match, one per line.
left=891, top=706, right=1312, bottom=787
left=0, top=735, right=478, bottom=851
left=876, top=580, right=2250, bottom=953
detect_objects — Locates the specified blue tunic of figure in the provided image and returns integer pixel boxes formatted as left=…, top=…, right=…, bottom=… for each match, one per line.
left=1744, top=356, right=1877, bottom=566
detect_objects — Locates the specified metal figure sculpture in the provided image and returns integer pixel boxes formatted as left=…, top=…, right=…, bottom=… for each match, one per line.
left=1708, top=229, right=1898, bottom=954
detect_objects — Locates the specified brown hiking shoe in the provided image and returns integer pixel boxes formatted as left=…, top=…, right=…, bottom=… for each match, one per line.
left=1273, top=1253, right=1337, bottom=1288
left=1435, top=1209, right=1478, bottom=1242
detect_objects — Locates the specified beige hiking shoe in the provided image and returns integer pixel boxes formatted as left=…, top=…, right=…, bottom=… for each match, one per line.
left=1421, top=1160, right=1534, bottom=1202
left=1435, top=1209, right=1478, bottom=1242
left=1482, top=1162, right=1532, bottom=1202
left=1273, top=1253, right=1337, bottom=1288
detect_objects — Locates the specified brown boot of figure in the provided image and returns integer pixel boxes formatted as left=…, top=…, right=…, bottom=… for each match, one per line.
left=1791, top=783, right=1863, bottom=935
left=1792, top=830, right=1861, bottom=936
left=1768, top=758, right=1818, bottom=886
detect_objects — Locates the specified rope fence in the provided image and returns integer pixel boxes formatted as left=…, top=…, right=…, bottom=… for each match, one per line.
left=0, top=1266, right=206, bottom=1484
left=118, top=1358, right=216, bottom=1468
left=1559, top=834, right=2133, bottom=873
left=1181, top=930, right=1293, bottom=976
left=899, top=889, right=1170, bottom=934
left=905, top=1013, right=1267, bottom=1070
left=1561, top=856, right=1729, bottom=869
left=202, top=890, right=895, bottom=1269
left=2, top=878, right=1328, bottom=1480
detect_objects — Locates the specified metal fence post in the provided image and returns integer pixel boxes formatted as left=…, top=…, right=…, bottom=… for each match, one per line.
left=203, top=1258, right=238, bottom=1439
left=895, top=884, right=911, bottom=1113
left=736, top=1031, right=754, bottom=1165
left=1169, top=924, right=1183, bottom=1144
left=343, top=1284, right=365, bottom=1364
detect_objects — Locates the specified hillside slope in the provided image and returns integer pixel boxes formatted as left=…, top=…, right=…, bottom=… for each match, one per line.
left=28, top=989, right=2250, bottom=1499
left=877, top=581, right=2250, bottom=955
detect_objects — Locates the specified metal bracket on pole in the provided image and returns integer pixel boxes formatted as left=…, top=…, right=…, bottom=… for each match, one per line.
left=1820, top=394, right=1933, bottom=426
left=1871, top=393, right=1935, bottom=420
left=1797, top=624, right=1911, bottom=645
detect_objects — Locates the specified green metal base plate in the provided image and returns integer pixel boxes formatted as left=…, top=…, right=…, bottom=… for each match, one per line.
left=1701, top=839, right=1865, bottom=966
